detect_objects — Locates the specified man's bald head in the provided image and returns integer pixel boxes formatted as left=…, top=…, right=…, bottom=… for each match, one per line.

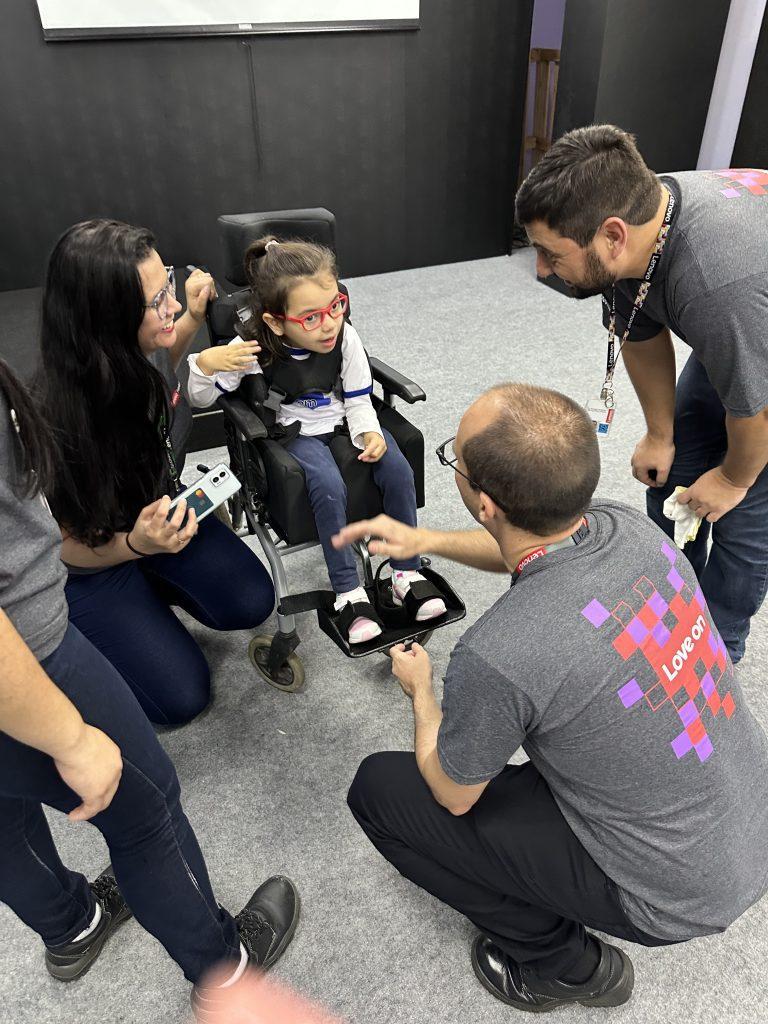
left=457, top=383, right=600, bottom=536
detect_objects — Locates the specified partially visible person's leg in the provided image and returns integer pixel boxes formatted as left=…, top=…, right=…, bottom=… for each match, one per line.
left=0, top=796, right=95, bottom=946
left=141, top=514, right=275, bottom=631
left=370, top=429, right=419, bottom=573
left=645, top=355, right=768, bottom=661
left=286, top=434, right=359, bottom=593
left=645, top=355, right=724, bottom=579
left=703, top=467, right=768, bottom=662
left=65, top=566, right=211, bottom=725
left=0, top=625, right=240, bottom=982
left=349, top=752, right=663, bottom=982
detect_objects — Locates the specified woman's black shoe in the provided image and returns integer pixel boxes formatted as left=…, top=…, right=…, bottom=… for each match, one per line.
left=191, top=875, right=300, bottom=1022
left=44, top=867, right=132, bottom=981
left=471, top=934, right=634, bottom=1012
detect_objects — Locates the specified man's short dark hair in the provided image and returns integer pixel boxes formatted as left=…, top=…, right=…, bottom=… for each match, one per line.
left=462, top=383, right=600, bottom=536
left=515, top=124, right=661, bottom=246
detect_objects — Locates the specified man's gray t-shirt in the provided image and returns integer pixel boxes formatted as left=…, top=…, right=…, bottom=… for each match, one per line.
left=0, top=390, right=68, bottom=659
left=602, top=169, right=768, bottom=417
left=437, top=502, right=768, bottom=941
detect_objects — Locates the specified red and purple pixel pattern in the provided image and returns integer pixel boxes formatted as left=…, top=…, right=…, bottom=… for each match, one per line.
left=581, top=541, right=735, bottom=763
left=713, top=168, right=768, bottom=199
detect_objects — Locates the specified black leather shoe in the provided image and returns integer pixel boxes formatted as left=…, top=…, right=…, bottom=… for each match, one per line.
left=45, top=867, right=133, bottom=981
left=471, top=934, right=634, bottom=1012
left=191, top=875, right=300, bottom=1022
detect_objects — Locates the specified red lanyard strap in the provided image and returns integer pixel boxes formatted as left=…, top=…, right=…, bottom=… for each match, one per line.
left=511, top=519, right=590, bottom=585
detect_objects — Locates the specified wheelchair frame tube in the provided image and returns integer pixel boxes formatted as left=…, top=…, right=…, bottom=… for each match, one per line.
left=252, top=521, right=297, bottom=636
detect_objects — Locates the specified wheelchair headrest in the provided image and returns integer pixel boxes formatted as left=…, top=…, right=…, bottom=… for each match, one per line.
left=218, top=208, right=337, bottom=287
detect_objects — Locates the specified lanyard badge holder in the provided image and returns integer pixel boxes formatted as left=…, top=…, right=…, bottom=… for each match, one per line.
left=587, top=190, right=676, bottom=438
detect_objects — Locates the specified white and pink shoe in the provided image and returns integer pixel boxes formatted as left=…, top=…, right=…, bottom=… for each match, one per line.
left=334, top=587, right=383, bottom=644
left=391, top=570, right=447, bottom=621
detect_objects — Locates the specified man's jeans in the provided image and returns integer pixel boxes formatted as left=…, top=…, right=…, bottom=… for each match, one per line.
left=646, top=355, right=768, bottom=663
left=0, top=624, right=240, bottom=983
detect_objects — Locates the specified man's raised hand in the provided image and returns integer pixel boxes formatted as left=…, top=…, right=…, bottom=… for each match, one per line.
left=332, top=514, right=427, bottom=562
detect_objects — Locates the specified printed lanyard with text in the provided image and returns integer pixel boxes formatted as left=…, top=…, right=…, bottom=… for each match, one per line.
left=601, top=188, right=676, bottom=409
left=160, top=382, right=182, bottom=493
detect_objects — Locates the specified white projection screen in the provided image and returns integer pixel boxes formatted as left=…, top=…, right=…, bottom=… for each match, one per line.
left=36, top=1, right=420, bottom=41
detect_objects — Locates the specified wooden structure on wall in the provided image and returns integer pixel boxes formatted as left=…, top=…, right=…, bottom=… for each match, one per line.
left=519, top=47, right=560, bottom=181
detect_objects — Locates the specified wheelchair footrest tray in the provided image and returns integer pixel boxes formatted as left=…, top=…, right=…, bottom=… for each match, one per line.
left=277, top=566, right=466, bottom=658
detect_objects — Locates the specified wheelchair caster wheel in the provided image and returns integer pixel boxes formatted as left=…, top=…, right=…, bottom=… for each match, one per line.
left=248, top=635, right=305, bottom=693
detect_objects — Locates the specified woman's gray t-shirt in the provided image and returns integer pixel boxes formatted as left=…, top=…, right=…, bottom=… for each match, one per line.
left=0, top=390, right=67, bottom=659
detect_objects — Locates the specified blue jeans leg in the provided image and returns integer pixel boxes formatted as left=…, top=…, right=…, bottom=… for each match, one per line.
left=287, top=433, right=360, bottom=593
left=65, top=516, right=276, bottom=726
left=645, top=355, right=768, bottom=662
left=372, top=429, right=420, bottom=572
left=0, top=625, right=239, bottom=982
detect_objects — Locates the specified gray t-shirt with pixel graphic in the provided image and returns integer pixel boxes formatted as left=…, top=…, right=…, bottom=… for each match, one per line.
left=437, top=502, right=768, bottom=941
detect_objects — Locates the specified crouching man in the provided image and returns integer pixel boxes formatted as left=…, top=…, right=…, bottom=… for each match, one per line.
left=334, top=383, right=768, bottom=1013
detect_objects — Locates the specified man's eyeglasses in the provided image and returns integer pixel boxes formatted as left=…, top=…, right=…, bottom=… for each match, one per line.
left=273, top=293, right=348, bottom=333
left=435, top=435, right=511, bottom=514
left=145, top=266, right=176, bottom=322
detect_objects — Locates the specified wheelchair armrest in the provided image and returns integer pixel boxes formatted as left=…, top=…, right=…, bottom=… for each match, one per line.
left=216, top=392, right=268, bottom=441
left=369, top=356, right=426, bottom=404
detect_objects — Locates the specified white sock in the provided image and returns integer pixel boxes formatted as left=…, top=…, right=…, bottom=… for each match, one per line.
left=334, top=586, right=368, bottom=610
left=218, top=942, right=249, bottom=988
left=72, top=901, right=102, bottom=943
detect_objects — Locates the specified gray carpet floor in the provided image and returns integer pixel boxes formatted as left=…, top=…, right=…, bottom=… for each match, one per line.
left=3, top=249, right=767, bottom=1023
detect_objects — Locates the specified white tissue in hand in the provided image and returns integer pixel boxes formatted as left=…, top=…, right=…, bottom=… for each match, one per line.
left=663, top=487, right=702, bottom=548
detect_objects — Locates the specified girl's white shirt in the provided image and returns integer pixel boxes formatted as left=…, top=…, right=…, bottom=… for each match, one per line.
left=187, top=322, right=381, bottom=448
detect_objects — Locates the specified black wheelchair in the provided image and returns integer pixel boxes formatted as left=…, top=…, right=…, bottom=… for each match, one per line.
left=203, top=208, right=465, bottom=692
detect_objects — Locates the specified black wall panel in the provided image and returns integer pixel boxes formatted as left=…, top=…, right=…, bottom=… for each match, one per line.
left=553, top=0, right=729, bottom=173
left=0, top=0, right=533, bottom=291
left=732, top=12, right=768, bottom=169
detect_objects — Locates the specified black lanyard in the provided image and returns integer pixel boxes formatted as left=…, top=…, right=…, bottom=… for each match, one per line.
left=159, top=383, right=182, bottom=493
left=510, top=519, right=590, bottom=586
left=601, top=188, right=676, bottom=408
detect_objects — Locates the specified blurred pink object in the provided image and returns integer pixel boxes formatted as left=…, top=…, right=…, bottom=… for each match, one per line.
left=193, top=967, right=343, bottom=1024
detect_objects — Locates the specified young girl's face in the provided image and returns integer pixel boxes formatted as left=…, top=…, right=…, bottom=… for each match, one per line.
left=265, top=273, right=345, bottom=354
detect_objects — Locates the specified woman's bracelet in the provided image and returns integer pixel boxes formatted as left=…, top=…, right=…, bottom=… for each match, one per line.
left=125, top=531, right=148, bottom=557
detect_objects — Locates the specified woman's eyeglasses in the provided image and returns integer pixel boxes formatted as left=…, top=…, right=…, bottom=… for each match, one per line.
left=435, top=435, right=511, bottom=514
left=274, top=293, right=348, bottom=332
left=145, top=266, right=176, bottom=322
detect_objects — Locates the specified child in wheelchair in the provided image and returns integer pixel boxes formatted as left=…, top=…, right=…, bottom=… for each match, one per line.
left=187, top=236, right=446, bottom=645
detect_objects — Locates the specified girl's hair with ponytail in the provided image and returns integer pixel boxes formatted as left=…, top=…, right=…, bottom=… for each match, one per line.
left=239, top=236, right=339, bottom=364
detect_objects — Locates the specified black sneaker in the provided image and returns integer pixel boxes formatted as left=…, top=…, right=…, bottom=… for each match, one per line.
left=191, top=875, right=300, bottom=1022
left=45, top=867, right=133, bottom=981
left=471, top=933, right=634, bottom=1012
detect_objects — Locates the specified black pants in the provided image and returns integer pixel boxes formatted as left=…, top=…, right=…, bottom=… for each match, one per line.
left=348, top=752, right=672, bottom=979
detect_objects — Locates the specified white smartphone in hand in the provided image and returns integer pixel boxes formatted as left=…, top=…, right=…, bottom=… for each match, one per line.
left=168, top=463, right=241, bottom=526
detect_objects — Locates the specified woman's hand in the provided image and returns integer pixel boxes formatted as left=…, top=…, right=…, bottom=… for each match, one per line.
left=127, top=496, right=198, bottom=556
left=54, top=724, right=123, bottom=822
left=185, top=269, right=218, bottom=323
left=358, top=432, right=387, bottom=463
left=197, top=341, right=261, bottom=376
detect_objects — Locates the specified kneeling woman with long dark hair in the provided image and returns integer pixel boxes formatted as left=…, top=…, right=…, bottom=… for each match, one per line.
left=35, top=219, right=275, bottom=725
